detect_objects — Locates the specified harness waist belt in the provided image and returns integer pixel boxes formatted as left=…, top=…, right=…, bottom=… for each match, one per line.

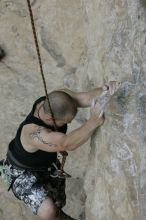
left=6, top=150, right=49, bottom=172
left=6, top=150, right=71, bottom=178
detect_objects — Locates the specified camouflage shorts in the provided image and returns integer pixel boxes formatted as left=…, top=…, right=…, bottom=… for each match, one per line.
left=4, top=162, right=66, bottom=214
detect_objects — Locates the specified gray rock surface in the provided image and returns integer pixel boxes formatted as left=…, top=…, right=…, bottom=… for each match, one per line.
left=0, top=0, right=146, bottom=220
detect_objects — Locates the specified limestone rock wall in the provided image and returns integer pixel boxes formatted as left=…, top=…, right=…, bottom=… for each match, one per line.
left=82, top=1, right=146, bottom=220
left=0, top=0, right=146, bottom=220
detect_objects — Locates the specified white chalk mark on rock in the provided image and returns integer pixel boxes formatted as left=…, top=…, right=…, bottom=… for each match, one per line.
left=116, top=143, right=133, bottom=161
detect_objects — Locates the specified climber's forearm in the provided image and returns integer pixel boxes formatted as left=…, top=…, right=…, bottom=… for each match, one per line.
left=64, top=118, right=98, bottom=151
left=86, top=87, right=103, bottom=106
left=59, top=87, right=103, bottom=108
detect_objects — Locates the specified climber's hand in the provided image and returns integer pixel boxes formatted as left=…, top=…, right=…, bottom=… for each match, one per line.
left=104, top=81, right=121, bottom=95
left=90, top=99, right=104, bottom=127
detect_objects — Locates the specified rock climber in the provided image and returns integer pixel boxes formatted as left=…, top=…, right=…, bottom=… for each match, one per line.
left=1, top=81, right=120, bottom=220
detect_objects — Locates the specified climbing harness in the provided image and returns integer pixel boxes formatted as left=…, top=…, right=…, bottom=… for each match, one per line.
left=26, top=0, right=70, bottom=179
left=7, top=147, right=70, bottom=178
left=50, top=162, right=71, bottom=179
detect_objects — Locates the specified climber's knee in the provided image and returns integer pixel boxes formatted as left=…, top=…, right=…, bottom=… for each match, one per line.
left=37, top=198, right=56, bottom=220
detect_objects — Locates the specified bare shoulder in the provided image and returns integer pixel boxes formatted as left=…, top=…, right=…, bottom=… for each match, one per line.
left=22, top=124, right=52, bottom=137
left=20, top=124, right=41, bottom=152
left=22, top=124, right=66, bottom=152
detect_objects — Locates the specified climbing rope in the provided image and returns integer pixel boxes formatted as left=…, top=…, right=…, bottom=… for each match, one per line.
left=26, top=0, right=57, bottom=130
left=26, top=0, right=69, bottom=176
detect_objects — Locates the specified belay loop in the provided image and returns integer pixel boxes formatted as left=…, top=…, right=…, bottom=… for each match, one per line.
left=26, top=0, right=69, bottom=178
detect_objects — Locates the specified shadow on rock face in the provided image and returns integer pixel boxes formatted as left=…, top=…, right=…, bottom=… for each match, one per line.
left=140, top=0, right=146, bottom=9
left=40, top=27, right=66, bottom=68
left=31, top=0, right=37, bottom=6
left=108, top=82, right=136, bottom=117
left=137, top=92, right=146, bottom=133
left=79, top=210, right=85, bottom=220
left=0, top=208, right=3, bottom=220
left=0, top=47, right=6, bottom=61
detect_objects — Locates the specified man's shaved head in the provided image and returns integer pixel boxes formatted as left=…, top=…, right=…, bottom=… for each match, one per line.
left=43, top=91, right=77, bottom=120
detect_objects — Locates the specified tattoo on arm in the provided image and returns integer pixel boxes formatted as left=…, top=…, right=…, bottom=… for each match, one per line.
left=30, top=127, right=58, bottom=148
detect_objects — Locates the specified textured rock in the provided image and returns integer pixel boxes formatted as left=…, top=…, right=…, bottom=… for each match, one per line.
left=82, top=1, right=146, bottom=220
left=0, top=0, right=146, bottom=220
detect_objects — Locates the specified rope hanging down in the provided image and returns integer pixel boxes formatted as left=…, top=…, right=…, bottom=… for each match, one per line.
left=26, top=0, right=57, bottom=130
left=26, top=0, right=68, bottom=174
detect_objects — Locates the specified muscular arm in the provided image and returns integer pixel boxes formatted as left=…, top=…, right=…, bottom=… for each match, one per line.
left=29, top=118, right=100, bottom=152
left=59, top=81, right=120, bottom=108
left=26, top=93, right=104, bottom=152
left=59, top=88, right=103, bottom=108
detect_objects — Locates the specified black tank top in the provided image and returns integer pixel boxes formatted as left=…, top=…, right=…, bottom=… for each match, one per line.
left=8, top=96, right=67, bottom=168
